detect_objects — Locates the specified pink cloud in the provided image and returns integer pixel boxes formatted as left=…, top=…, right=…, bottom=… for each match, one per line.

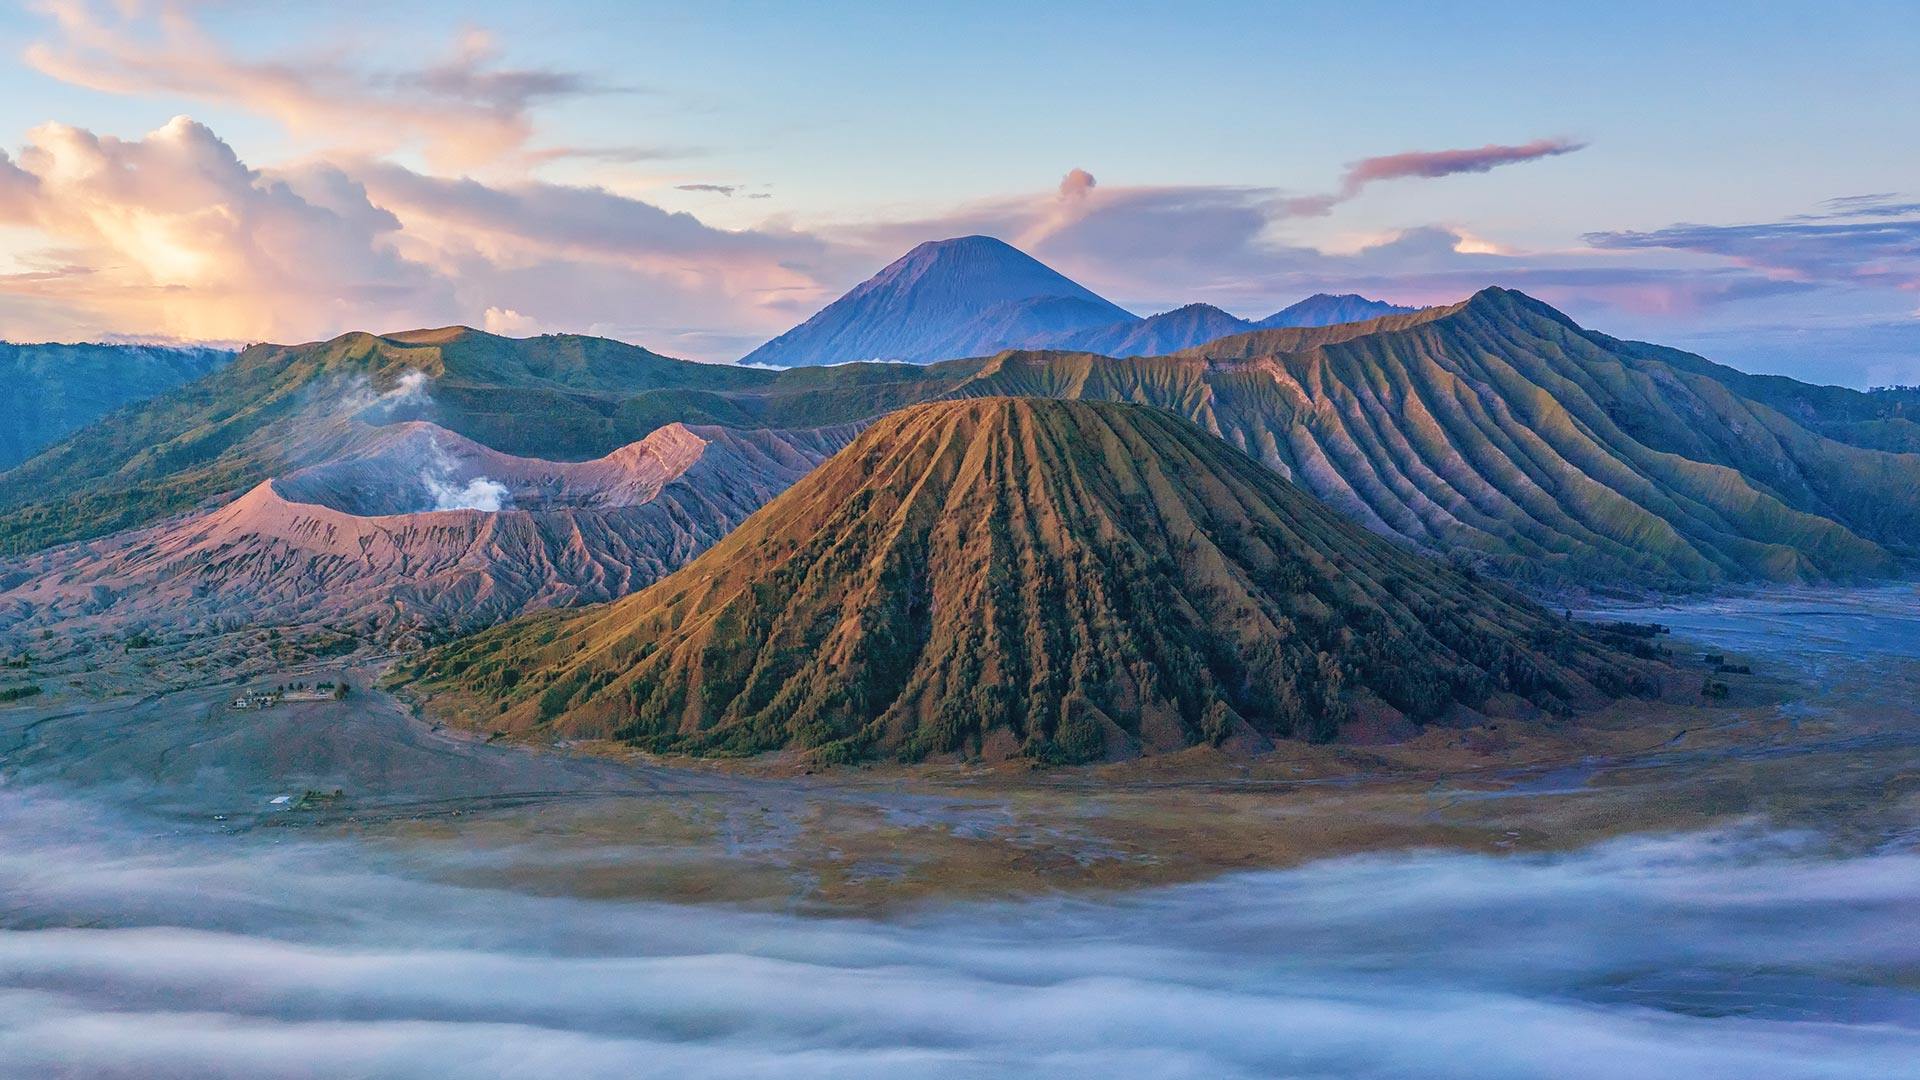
left=24, top=2, right=647, bottom=171
left=0, top=116, right=438, bottom=342
left=0, top=116, right=846, bottom=357
left=1338, top=137, right=1588, bottom=194
left=1284, top=137, right=1588, bottom=216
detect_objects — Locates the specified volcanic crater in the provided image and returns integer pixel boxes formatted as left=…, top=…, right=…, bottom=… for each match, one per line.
left=0, top=419, right=857, bottom=668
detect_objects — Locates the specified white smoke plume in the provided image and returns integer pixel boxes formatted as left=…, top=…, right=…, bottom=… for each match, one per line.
left=416, top=431, right=511, bottom=512
left=334, top=368, right=435, bottom=422
left=423, top=474, right=511, bottom=512
left=369, top=369, right=433, bottom=417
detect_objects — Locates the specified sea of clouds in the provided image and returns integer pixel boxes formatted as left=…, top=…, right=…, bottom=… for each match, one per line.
left=1, top=785, right=1915, bottom=1080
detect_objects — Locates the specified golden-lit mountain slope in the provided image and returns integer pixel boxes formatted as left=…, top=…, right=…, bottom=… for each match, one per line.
left=416, top=399, right=1661, bottom=764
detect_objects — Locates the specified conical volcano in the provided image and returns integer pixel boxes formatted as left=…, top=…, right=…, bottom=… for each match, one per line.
left=420, top=399, right=1660, bottom=763
left=737, top=236, right=1134, bottom=367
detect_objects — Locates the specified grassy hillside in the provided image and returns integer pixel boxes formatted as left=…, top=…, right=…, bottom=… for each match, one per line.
left=947, top=290, right=1919, bottom=589
left=0, top=333, right=422, bottom=554
left=0, top=329, right=943, bottom=555
left=412, top=399, right=1661, bottom=764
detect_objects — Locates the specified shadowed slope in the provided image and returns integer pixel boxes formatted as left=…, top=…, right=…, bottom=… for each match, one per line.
left=418, top=399, right=1658, bottom=764
left=1605, top=335, right=1920, bottom=454
left=0, top=342, right=235, bottom=470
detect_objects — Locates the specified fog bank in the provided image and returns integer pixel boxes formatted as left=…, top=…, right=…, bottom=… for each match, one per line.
left=2, top=789, right=1915, bottom=1080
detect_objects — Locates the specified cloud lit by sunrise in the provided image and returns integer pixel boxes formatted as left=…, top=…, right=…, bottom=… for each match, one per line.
left=1450, top=230, right=1513, bottom=256
left=0, top=1, right=1912, bottom=382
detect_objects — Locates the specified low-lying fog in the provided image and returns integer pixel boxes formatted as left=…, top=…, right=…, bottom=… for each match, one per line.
left=4, top=585, right=1917, bottom=1078
left=1587, top=584, right=1920, bottom=675
left=2, top=787, right=1915, bottom=1080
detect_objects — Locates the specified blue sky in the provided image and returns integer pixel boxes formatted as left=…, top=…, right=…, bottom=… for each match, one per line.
left=0, top=1, right=1915, bottom=384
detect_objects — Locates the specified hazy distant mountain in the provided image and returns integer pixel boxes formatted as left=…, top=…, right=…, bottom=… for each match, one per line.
left=1167, top=305, right=1458, bottom=360
left=1051, top=303, right=1253, bottom=356
left=416, top=398, right=1659, bottom=763
left=0, top=342, right=234, bottom=470
left=1256, top=294, right=1418, bottom=329
left=922, top=295, right=1132, bottom=361
left=739, top=237, right=1423, bottom=365
left=738, top=236, right=1135, bottom=367
left=1051, top=295, right=1418, bottom=356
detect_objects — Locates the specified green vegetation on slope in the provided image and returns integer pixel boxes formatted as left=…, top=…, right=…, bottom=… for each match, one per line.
left=0, top=328, right=953, bottom=555
left=948, top=289, right=1919, bottom=589
left=413, top=399, right=1660, bottom=764
left=0, top=333, right=412, bottom=555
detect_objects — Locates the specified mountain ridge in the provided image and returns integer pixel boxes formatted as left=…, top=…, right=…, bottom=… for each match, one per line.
left=4, top=288, right=1913, bottom=591
left=1256, top=293, right=1419, bottom=329
left=945, top=287, right=1919, bottom=588
left=413, top=398, right=1663, bottom=763
left=1049, top=303, right=1254, bottom=357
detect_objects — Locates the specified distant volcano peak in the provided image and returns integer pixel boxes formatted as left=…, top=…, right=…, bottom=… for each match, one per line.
left=1256, top=293, right=1418, bottom=329
left=741, top=236, right=1432, bottom=366
left=739, top=237, right=1133, bottom=368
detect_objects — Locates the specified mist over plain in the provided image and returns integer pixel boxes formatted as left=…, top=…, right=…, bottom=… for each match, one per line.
left=2, top=782, right=1917, bottom=1080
